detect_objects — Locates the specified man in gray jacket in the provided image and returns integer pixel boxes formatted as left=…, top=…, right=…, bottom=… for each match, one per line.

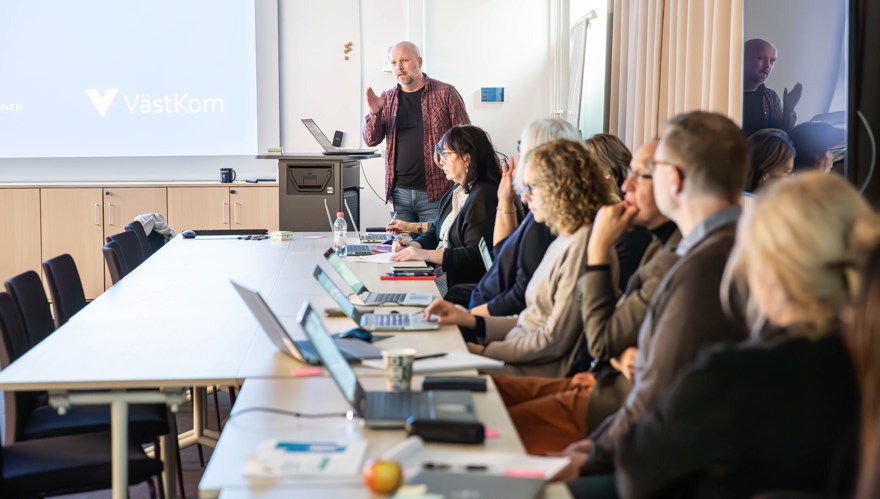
left=561, top=112, right=749, bottom=494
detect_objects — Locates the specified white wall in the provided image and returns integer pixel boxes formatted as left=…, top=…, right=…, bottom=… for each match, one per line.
left=744, top=0, right=847, bottom=124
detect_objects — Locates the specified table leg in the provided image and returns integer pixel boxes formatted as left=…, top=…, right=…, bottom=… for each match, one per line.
left=111, top=399, right=129, bottom=499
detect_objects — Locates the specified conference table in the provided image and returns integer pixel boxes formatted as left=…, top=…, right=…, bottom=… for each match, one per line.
left=0, top=233, right=571, bottom=499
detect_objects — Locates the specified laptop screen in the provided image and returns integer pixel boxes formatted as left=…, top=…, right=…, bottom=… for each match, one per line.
left=312, top=266, right=361, bottom=321
left=230, top=281, right=305, bottom=361
left=478, top=237, right=493, bottom=271
left=298, top=302, right=359, bottom=404
left=323, top=248, right=368, bottom=295
left=301, top=118, right=334, bottom=150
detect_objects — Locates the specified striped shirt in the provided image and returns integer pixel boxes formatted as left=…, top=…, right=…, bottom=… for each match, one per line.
left=362, top=74, right=471, bottom=202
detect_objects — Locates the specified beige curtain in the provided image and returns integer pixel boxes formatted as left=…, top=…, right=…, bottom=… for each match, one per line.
left=608, top=0, right=743, bottom=149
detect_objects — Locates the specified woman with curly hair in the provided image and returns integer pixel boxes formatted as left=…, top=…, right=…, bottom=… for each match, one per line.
left=425, top=139, right=618, bottom=378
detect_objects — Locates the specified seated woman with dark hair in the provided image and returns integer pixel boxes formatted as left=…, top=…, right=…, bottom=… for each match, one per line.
left=390, top=125, right=501, bottom=294
left=745, top=128, right=795, bottom=192
left=615, top=173, right=880, bottom=498
left=425, top=139, right=618, bottom=378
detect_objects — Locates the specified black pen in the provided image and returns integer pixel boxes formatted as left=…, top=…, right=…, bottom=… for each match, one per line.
left=414, top=353, right=447, bottom=361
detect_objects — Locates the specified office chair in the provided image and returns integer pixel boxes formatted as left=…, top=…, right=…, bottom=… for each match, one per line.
left=103, top=240, right=129, bottom=284
left=3, top=270, right=55, bottom=349
left=107, top=230, right=146, bottom=272
left=42, top=253, right=88, bottom=328
left=125, top=220, right=153, bottom=259
left=1, top=431, right=164, bottom=499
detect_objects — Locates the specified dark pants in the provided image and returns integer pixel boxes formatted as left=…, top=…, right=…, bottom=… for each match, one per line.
left=392, top=187, right=439, bottom=223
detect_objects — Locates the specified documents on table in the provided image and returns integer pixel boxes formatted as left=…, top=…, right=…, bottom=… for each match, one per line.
left=243, top=439, right=368, bottom=478
left=382, top=436, right=569, bottom=480
left=361, top=350, right=504, bottom=373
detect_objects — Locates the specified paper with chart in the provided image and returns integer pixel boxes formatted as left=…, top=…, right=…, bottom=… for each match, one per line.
left=243, top=439, right=368, bottom=478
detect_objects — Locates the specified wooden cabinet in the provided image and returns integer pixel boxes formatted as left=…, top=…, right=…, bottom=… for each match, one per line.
left=103, top=187, right=167, bottom=234
left=3, top=183, right=278, bottom=300
left=0, top=189, right=42, bottom=283
left=102, top=188, right=168, bottom=287
left=168, top=186, right=278, bottom=232
left=231, top=187, right=279, bottom=231
left=40, top=189, right=105, bottom=300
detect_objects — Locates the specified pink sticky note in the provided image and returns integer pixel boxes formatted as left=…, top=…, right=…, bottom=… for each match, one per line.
left=485, top=427, right=501, bottom=439
left=503, top=469, right=546, bottom=479
left=290, top=367, right=324, bottom=377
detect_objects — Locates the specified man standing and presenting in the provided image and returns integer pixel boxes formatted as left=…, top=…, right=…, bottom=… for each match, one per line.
left=742, top=38, right=802, bottom=136
left=363, top=41, right=470, bottom=227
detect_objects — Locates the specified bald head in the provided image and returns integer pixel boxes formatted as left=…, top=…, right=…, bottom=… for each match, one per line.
left=743, top=38, right=778, bottom=91
left=390, top=41, right=425, bottom=90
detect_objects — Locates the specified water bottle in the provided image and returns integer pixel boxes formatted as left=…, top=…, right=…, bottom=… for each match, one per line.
left=333, top=211, right=348, bottom=258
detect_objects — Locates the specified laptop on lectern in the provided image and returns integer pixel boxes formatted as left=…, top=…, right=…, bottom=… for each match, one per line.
left=297, top=301, right=475, bottom=428
left=302, top=119, right=377, bottom=155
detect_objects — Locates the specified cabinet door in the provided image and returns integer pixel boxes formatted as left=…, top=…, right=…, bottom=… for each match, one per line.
left=0, top=189, right=42, bottom=283
left=103, top=187, right=168, bottom=288
left=41, top=189, right=105, bottom=300
left=167, top=187, right=230, bottom=231
left=103, top=187, right=168, bottom=233
left=230, top=186, right=279, bottom=231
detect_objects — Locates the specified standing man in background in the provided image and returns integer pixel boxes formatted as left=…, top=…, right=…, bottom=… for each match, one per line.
left=741, top=38, right=802, bottom=136
left=363, top=41, right=470, bottom=226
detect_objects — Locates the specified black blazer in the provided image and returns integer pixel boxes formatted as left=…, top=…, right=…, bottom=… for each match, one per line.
left=414, top=180, right=498, bottom=289
left=615, top=328, right=859, bottom=499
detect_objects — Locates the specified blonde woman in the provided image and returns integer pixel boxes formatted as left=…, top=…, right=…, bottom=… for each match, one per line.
left=425, top=139, right=618, bottom=378
left=615, top=173, right=880, bottom=498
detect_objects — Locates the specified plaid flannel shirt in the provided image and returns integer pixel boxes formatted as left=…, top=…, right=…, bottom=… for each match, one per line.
left=362, top=74, right=471, bottom=202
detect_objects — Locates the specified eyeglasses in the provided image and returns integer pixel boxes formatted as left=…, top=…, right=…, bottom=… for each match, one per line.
left=625, top=167, right=653, bottom=181
left=522, top=182, right=542, bottom=195
left=433, top=145, right=457, bottom=166
left=644, top=158, right=686, bottom=179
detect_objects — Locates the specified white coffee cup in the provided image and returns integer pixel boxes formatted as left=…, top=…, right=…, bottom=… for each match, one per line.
left=381, top=348, right=416, bottom=391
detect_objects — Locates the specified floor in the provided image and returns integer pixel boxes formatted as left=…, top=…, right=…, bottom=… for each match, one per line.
left=0, top=388, right=233, bottom=499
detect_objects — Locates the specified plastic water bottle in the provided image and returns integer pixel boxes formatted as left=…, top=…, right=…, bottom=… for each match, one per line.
left=333, top=211, right=348, bottom=258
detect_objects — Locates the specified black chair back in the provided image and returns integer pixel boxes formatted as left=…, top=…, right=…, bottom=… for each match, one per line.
left=41, top=254, right=87, bottom=328
left=3, top=271, right=55, bottom=348
left=102, top=241, right=128, bottom=285
left=124, top=221, right=152, bottom=259
left=0, top=292, right=44, bottom=442
left=106, top=231, right=145, bottom=271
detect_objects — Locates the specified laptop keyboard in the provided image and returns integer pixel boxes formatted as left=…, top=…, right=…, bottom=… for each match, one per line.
left=347, top=244, right=373, bottom=256
left=369, top=314, right=412, bottom=327
left=366, top=391, right=432, bottom=419
left=361, top=233, right=392, bottom=243
left=369, top=292, right=408, bottom=304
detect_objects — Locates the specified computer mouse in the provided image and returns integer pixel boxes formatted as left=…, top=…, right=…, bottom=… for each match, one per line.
left=181, top=230, right=196, bottom=239
left=338, top=328, right=373, bottom=342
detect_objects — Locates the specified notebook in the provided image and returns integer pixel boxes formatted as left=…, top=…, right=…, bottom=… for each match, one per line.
left=323, top=248, right=434, bottom=307
left=301, top=119, right=377, bottom=155
left=231, top=281, right=382, bottom=364
left=323, top=199, right=372, bottom=256
left=405, top=471, right=545, bottom=499
left=312, top=266, right=439, bottom=331
left=298, top=301, right=476, bottom=428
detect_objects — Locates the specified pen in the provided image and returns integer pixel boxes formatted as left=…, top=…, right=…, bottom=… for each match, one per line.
left=414, top=353, right=447, bottom=361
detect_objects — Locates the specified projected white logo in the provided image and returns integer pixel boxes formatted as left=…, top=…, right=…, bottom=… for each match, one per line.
left=85, top=88, right=119, bottom=118
left=85, top=88, right=224, bottom=117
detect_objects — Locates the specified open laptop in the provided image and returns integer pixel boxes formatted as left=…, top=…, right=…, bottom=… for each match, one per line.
left=302, top=119, right=377, bottom=155
left=313, top=266, right=439, bottom=331
left=298, top=301, right=475, bottom=428
left=323, top=247, right=434, bottom=307
left=343, top=198, right=393, bottom=244
left=323, top=199, right=372, bottom=256
left=478, top=237, right=494, bottom=271
left=230, top=281, right=382, bottom=364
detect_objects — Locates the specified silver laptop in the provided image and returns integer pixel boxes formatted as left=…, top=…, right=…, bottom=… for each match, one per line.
left=322, top=248, right=434, bottom=307
left=231, top=281, right=382, bottom=364
left=312, top=266, right=439, bottom=331
left=302, top=118, right=377, bottom=155
left=407, top=471, right=544, bottom=499
left=323, top=199, right=372, bottom=256
left=478, top=237, right=494, bottom=271
left=298, top=301, right=475, bottom=428
left=343, top=198, right=394, bottom=244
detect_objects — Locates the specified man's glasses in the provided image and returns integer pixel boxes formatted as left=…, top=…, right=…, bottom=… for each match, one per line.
left=644, top=158, right=686, bottom=179
left=626, top=166, right=653, bottom=181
